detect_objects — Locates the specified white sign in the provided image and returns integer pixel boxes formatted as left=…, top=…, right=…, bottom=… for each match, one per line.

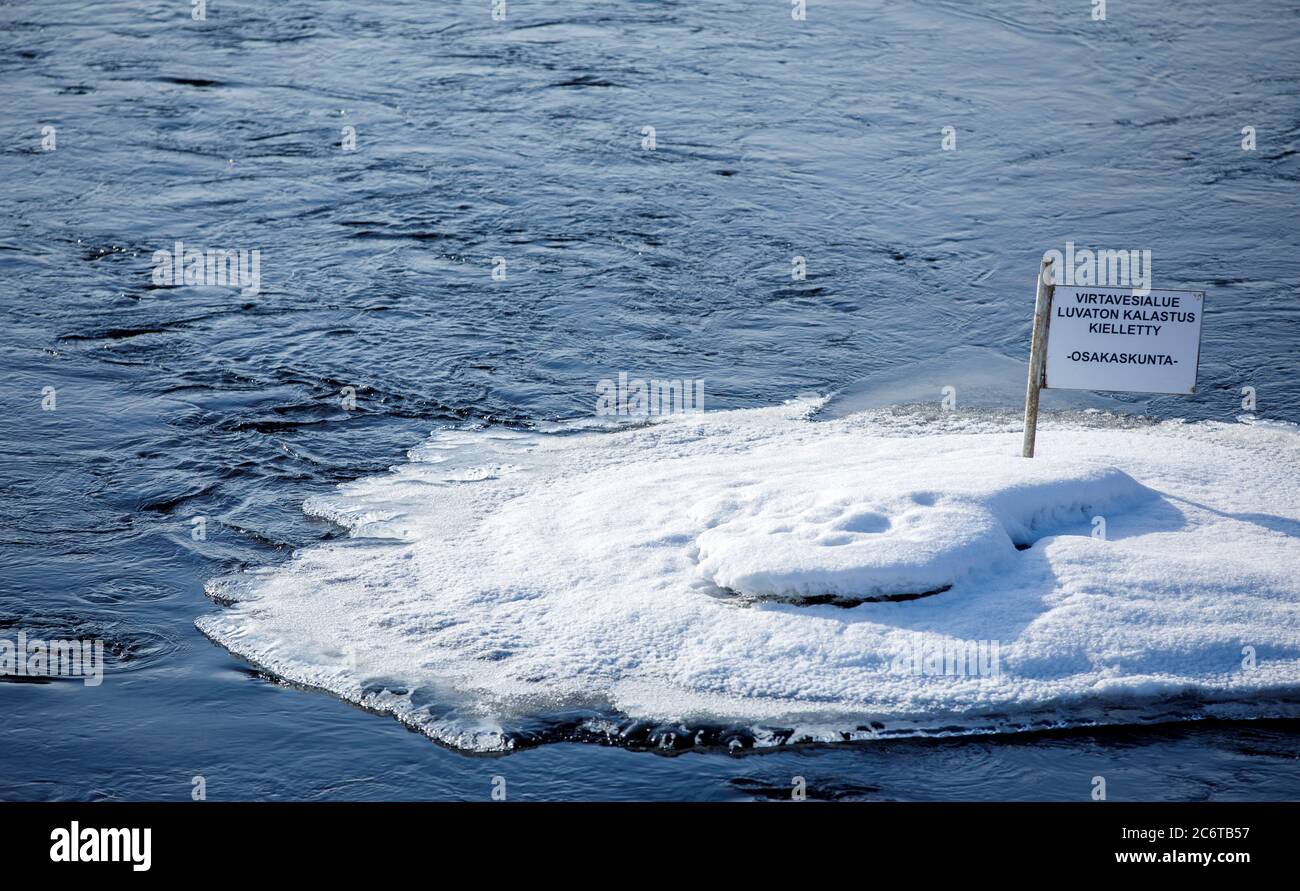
left=1044, top=286, right=1204, bottom=395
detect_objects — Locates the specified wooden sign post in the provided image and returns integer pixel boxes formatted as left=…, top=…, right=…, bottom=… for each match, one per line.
left=1022, top=258, right=1055, bottom=458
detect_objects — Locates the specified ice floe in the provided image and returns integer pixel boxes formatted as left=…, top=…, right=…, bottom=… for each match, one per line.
left=197, top=401, right=1300, bottom=751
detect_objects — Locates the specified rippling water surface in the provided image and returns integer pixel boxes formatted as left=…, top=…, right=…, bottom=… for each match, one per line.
left=2, top=0, right=1299, bottom=799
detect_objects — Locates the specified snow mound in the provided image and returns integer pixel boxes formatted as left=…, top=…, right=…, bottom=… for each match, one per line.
left=695, top=458, right=1145, bottom=602
left=197, top=402, right=1300, bottom=752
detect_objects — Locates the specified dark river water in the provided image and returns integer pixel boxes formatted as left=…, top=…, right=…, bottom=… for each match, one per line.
left=2, top=0, right=1298, bottom=799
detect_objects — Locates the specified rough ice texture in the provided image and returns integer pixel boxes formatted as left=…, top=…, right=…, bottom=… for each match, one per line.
left=197, top=402, right=1300, bottom=751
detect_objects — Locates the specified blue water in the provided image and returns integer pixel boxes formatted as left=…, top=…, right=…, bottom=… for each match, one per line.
left=2, top=0, right=1299, bottom=800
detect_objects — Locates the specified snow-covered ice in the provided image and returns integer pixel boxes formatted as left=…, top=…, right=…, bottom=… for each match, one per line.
left=197, top=401, right=1300, bottom=751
